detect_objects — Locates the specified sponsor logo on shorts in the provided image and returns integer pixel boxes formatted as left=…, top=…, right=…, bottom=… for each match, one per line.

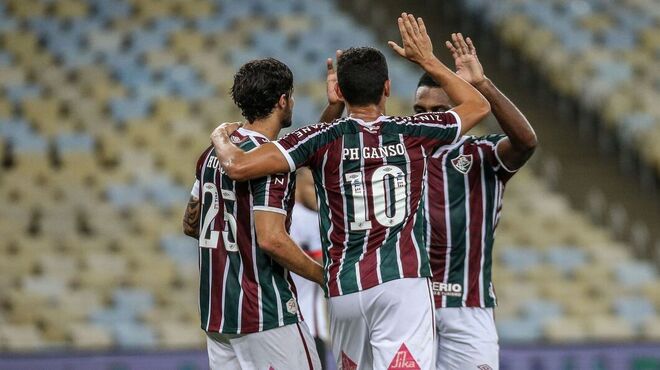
left=431, top=282, right=463, bottom=297
left=286, top=298, right=298, bottom=315
left=477, top=365, right=493, bottom=370
left=451, top=154, right=473, bottom=174
left=341, top=352, right=357, bottom=370
left=388, top=344, right=421, bottom=370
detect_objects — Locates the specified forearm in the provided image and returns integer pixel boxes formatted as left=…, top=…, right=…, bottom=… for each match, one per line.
left=319, top=103, right=345, bottom=123
left=262, top=234, right=324, bottom=285
left=421, top=58, right=489, bottom=131
left=182, top=196, right=200, bottom=239
left=475, top=78, right=537, bottom=150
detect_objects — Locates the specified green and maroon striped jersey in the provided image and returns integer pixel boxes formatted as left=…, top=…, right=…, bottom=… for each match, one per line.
left=425, top=134, right=516, bottom=308
left=193, top=128, right=300, bottom=334
left=274, top=113, right=462, bottom=297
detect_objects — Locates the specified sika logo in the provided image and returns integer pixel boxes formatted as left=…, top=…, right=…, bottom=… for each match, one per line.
left=341, top=352, right=357, bottom=370
left=477, top=365, right=493, bottom=370
left=387, top=344, right=420, bottom=370
left=451, top=154, right=473, bottom=174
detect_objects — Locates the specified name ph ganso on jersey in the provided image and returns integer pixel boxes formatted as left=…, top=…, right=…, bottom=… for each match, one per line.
left=342, top=143, right=406, bottom=160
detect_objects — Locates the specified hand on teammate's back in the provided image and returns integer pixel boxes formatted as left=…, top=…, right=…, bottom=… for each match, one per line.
left=445, top=33, right=485, bottom=86
left=388, top=13, right=435, bottom=66
left=210, top=121, right=242, bottom=144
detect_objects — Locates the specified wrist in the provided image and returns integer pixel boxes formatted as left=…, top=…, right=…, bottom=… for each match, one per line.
left=418, top=55, right=441, bottom=70
left=473, top=76, right=491, bottom=90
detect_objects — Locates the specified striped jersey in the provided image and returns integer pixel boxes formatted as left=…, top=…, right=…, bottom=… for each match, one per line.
left=425, top=134, right=516, bottom=308
left=274, top=113, right=462, bottom=297
left=192, top=127, right=300, bottom=334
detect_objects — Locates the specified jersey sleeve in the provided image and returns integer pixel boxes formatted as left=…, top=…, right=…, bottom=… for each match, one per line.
left=273, top=123, right=335, bottom=171
left=398, top=111, right=462, bottom=151
left=474, top=134, right=517, bottom=182
left=251, top=172, right=296, bottom=215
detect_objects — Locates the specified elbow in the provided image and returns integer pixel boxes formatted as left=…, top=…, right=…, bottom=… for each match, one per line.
left=183, top=223, right=198, bottom=239
left=476, top=98, right=491, bottom=121
left=519, top=131, right=539, bottom=154
left=225, top=162, right=249, bottom=182
left=258, top=233, right=285, bottom=256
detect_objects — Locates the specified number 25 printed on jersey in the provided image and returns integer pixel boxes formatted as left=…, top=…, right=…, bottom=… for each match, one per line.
left=199, top=182, right=238, bottom=251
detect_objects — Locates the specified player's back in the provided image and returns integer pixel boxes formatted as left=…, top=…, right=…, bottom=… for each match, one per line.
left=195, top=128, right=300, bottom=334
left=274, top=112, right=461, bottom=297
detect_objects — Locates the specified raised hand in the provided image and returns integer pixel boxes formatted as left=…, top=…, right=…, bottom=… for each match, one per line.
left=388, top=13, right=435, bottom=66
left=445, top=33, right=485, bottom=85
left=326, top=49, right=343, bottom=105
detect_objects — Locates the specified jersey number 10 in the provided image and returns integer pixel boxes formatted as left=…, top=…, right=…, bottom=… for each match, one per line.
left=345, top=165, right=407, bottom=231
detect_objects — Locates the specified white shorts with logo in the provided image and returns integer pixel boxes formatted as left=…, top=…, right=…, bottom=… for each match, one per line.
left=291, top=273, right=329, bottom=341
left=435, top=307, right=499, bottom=370
left=206, top=322, right=322, bottom=370
left=328, top=277, right=436, bottom=370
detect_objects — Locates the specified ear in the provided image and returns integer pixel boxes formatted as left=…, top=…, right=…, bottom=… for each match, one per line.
left=277, top=94, right=288, bottom=109
left=384, top=80, right=391, bottom=98
left=334, top=84, right=345, bottom=102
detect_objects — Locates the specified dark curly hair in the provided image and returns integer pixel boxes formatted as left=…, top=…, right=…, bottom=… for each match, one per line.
left=417, top=72, right=440, bottom=88
left=230, top=58, right=293, bottom=122
left=337, top=47, right=388, bottom=106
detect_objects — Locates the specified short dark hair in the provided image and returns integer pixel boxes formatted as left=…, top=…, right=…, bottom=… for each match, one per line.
left=337, top=47, right=388, bottom=106
left=417, top=72, right=440, bottom=88
left=231, top=58, right=293, bottom=122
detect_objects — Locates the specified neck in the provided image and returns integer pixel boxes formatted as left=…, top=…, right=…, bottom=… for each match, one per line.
left=243, top=117, right=281, bottom=141
left=346, top=102, right=386, bottom=122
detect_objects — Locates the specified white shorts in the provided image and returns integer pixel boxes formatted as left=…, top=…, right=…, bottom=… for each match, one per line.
left=206, top=322, right=322, bottom=370
left=435, top=307, right=499, bottom=370
left=291, top=273, right=329, bottom=341
left=328, top=277, right=436, bottom=370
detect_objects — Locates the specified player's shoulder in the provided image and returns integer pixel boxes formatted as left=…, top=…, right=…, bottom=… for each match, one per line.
left=231, top=127, right=271, bottom=151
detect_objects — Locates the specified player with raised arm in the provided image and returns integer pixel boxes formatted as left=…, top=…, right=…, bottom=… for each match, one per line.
left=421, top=34, right=537, bottom=370
left=183, top=58, right=322, bottom=370
left=209, top=14, right=490, bottom=369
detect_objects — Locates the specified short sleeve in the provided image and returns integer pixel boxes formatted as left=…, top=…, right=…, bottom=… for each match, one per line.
left=190, top=179, right=200, bottom=198
left=473, top=134, right=517, bottom=182
left=274, top=123, right=337, bottom=171
left=251, top=172, right=296, bottom=215
left=398, top=111, right=462, bottom=151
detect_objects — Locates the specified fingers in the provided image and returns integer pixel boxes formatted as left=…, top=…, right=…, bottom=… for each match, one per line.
left=465, top=37, right=477, bottom=55
left=451, top=33, right=464, bottom=57
left=336, top=49, right=343, bottom=59
left=418, top=17, right=428, bottom=37
left=398, top=15, right=412, bottom=46
left=326, top=57, right=333, bottom=71
left=407, top=13, right=420, bottom=36
left=457, top=33, right=470, bottom=55
left=401, top=13, right=417, bottom=42
left=445, top=40, right=459, bottom=59
left=388, top=40, right=405, bottom=57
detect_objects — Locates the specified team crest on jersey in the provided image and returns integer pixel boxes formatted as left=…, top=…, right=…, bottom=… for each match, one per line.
left=388, top=344, right=421, bottom=370
left=341, top=352, right=357, bottom=370
left=451, top=154, right=473, bottom=174
left=230, top=135, right=242, bottom=144
left=286, top=298, right=298, bottom=314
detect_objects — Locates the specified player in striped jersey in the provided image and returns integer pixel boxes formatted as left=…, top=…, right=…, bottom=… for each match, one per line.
left=209, top=14, right=490, bottom=369
left=183, top=58, right=322, bottom=369
left=419, top=34, right=538, bottom=370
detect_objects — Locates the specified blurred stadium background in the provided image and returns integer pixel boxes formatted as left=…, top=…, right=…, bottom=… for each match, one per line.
left=0, top=0, right=658, bottom=369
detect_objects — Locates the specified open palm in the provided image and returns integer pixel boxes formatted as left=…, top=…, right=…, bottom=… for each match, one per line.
left=445, top=33, right=485, bottom=85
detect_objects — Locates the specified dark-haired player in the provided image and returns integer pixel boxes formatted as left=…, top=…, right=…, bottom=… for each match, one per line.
left=208, top=14, right=490, bottom=369
left=423, top=34, right=537, bottom=370
left=183, top=58, right=322, bottom=369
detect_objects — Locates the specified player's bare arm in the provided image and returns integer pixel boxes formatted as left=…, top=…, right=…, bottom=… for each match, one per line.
left=388, top=13, right=490, bottom=134
left=446, top=33, right=538, bottom=170
left=182, top=195, right=201, bottom=239
left=254, top=211, right=324, bottom=285
left=210, top=122, right=290, bottom=181
left=319, top=50, right=346, bottom=123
